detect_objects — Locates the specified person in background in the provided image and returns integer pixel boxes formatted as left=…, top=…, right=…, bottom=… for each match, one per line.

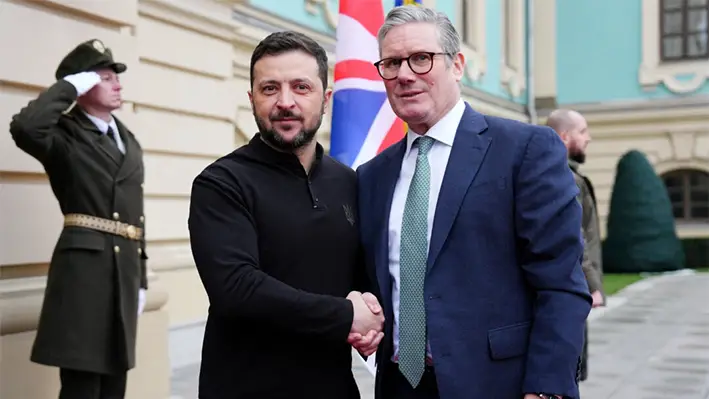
left=356, top=5, right=592, bottom=399
left=188, top=31, right=384, bottom=399
left=9, top=39, right=148, bottom=399
left=547, top=108, right=606, bottom=382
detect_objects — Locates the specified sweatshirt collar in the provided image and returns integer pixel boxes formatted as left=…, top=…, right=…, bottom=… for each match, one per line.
left=249, top=133, right=324, bottom=177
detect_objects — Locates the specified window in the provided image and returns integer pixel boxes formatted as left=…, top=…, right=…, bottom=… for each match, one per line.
left=500, top=0, right=526, bottom=97
left=456, top=0, right=486, bottom=82
left=503, top=0, right=515, bottom=65
left=461, top=0, right=470, bottom=44
left=662, top=169, right=709, bottom=221
left=660, top=0, right=709, bottom=61
left=640, top=0, right=709, bottom=93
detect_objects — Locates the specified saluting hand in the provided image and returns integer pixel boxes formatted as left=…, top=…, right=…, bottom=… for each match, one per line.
left=63, top=71, right=101, bottom=96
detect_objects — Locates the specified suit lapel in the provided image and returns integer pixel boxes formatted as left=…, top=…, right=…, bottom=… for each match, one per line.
left=114, top=118, right=141, bottom=182
left=373, top=138, right=407, bottom=312
left=69, top=109, right=124, bottom=166
left=427, top=104, right=490, bottom=272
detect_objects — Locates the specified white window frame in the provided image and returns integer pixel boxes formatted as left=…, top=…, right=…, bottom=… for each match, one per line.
left=501, top=0, right=526, bottom=97
left=640, top=0, right=709, bottom=93
left=456, top=0, right=487, bottom=82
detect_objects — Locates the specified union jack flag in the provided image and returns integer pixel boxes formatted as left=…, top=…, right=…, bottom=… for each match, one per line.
left=330, top=0, right=422, bottom=376
left=329, top=0, right=410, bottom=170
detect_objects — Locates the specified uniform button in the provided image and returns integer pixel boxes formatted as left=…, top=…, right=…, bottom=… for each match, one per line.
left=114, top=245, right=120, bottom=253
left=137, top=248, right=142, bottom=255
left=139, top=216, right=145, bottom=223
left=112, top=212, right=119, bottom=220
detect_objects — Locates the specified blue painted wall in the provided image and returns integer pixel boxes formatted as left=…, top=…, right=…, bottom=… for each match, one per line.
left=556, top=0, right=709, bottom=104
left=438, top=0, right=527, bottom=104
left=247, top=0, right=529, bottom=106
left=248, top=0, right=338, bottom=34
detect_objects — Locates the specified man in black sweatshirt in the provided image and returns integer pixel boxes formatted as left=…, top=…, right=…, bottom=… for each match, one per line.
left=188, top=31, right=384, bottom=399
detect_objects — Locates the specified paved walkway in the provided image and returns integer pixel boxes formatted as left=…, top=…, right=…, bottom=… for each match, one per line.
left=169, top=272, right=709, bottom=399
left=580, top=272, right=709, bottom=399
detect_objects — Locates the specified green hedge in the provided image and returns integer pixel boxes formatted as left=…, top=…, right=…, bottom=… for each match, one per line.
left=601, top=237, right=707, bottom=270
left=602, top=150, right=685, bottom=273
left=681, top=238, right=709, bottom=269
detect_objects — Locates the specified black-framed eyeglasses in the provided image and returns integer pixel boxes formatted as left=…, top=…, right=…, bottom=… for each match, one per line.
left=373, top=52, right=452, bottom=80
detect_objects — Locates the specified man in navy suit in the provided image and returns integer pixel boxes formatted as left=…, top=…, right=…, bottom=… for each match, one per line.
left=356, top=5, right=592, bottom=399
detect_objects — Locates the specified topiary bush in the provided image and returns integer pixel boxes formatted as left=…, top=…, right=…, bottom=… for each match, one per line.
left=602, top=150, right=685, bottom=273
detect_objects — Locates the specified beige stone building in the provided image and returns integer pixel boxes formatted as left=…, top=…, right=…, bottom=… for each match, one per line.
left=1, top=1, right=248, bottom=397
left=1, top=0, right=707, bottom=398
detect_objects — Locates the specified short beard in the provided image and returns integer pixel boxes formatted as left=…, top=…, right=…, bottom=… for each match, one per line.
left=569, top=151, right=586, bottom=164
left=255, top=105, right=324, bottom=152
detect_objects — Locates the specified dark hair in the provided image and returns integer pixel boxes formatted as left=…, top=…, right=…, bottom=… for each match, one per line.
left=250, top=31, right=329, bottom=90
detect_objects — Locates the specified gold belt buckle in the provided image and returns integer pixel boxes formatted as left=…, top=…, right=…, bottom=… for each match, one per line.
left=125, top=224, right=138, bottom=240
left=116, top=221, right=138, bottom=240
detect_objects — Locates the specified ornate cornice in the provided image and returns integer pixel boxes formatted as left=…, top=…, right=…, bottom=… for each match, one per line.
left=304, top=0, right=338, bottom=30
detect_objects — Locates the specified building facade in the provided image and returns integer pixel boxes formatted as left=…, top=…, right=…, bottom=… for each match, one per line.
left=0, top=0, right=706, bottom=397
left=541, top=0, right=709, bottom=264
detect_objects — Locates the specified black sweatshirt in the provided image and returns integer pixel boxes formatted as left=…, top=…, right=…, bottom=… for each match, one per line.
left=188, top=134, right=369, bottom=399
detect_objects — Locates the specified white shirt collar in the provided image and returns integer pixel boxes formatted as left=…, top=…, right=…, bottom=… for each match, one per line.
left=404, top=99, right=466, bottom=156
left=82, top=111, right=118, bottom=135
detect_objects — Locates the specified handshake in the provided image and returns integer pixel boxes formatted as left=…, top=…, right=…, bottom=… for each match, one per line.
left=346, top=291, right=385, bottom=356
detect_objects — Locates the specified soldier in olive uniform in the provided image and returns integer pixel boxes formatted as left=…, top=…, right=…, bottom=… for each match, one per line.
left=9, top=39, right=148, bottom=399
left=547, top=109, right=604, bottom=382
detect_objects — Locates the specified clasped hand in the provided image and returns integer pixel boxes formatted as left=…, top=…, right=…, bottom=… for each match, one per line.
left=347, top=291, right=384, bottom=356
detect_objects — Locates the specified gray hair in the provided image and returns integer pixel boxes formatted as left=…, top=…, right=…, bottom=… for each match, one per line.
left=377, top=5, right=461, bottom=59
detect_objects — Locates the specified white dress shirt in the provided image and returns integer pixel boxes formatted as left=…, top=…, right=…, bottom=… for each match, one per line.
left=388, top=99, right=466, bottom=360
left=83, top=111, right=125, bottom=154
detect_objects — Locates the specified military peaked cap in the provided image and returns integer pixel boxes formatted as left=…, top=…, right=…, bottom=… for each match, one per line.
left=54, top=39, right=127, bottom=80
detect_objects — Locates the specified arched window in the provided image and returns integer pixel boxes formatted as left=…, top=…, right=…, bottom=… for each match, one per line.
left=662, top=169, right=709, bottom=221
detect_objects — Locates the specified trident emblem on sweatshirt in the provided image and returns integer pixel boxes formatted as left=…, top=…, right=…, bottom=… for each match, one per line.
left=342, top=204, right=355, bottom=226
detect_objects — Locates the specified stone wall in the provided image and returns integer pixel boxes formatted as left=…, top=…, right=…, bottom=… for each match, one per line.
left=0, top=0, right=252, bottom=397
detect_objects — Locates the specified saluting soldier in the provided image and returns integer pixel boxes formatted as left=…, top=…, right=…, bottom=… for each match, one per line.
left=547, top=108, right=605, bottom=382
left=9, top=39, right=148, bottom=399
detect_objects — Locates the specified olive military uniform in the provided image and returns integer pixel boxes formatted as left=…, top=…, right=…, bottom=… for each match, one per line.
left=570, top=159, right=603, bottom=382
left=570, top=160, right=603, bottom=297
left=9, top=39, right=147, bottom=398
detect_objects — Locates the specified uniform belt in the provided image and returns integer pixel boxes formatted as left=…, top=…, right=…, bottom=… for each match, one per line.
left=64, top=213, right=143, bottom=241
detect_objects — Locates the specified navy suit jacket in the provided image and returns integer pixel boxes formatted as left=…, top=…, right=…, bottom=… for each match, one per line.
left=356, top=104, right=592, bottom=399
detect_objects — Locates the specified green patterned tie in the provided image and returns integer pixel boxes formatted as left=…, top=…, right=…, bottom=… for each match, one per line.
left=398, top=135, right=434, bottom=388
